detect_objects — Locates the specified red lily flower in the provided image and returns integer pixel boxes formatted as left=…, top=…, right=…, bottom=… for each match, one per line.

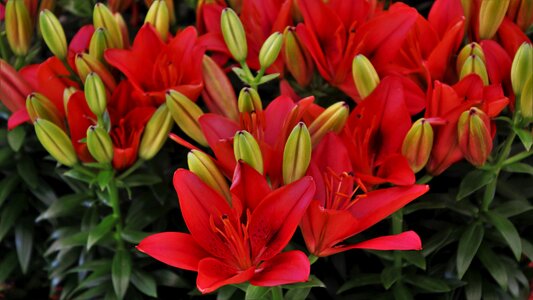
left=295, top=0, right=418, bottom=100
left=138, top=163, right=315, bottom=293
left=105, top=24, right=204, bottom=106
left=301, top=133, right=429, bottom=257
left=0, top=59, right=32, bottom=130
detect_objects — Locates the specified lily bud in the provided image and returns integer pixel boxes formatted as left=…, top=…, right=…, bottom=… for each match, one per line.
left=165, top=90, right=208, bottom=146
left=283, top=27, right=314, bottom=87
left=139, top=104, right=173, bottom=160
left=401, top=118, right=434, bottom=173
left=84, top=72, right=107, bottom=117
left=144, top=0, right=169, bottom=41
left=459, top=55, right=490, bottom=85
left=456, top=42, right=486, bottom=75
left=75, top=53, right=117, bottom=91
left=238, top=87, right=262, bottom=113
left=478, top=0, right=510, bottom=40
left=187, top=150, right=231, bottom=202
left=519, top=74, right=532, bottom=122
left=26, top=93, right=63, bottom=127
left=352, top=54, right=380, bottom=99
left=0, top=59, right=31, bottom=113
left=113, top=12, right=130, bottom=48
left=86, top=125, right=114, bottom=164
left=39, top=9, right=67, bottom=60
left=461, top=0, right=473, bottom=29
left=221, top=8, right=247, bottom=62
left=283, top=122, right=311, bottom=184
left=233, top=130, right=263, bottom=174
left=457, top=107, right=492, bottom=167
left=308, top=102, right=349, bottom=146
left=93, top=3, right=123, bottom=49
left=145, top=0, right=175, bottom=24
left=63, top=86, right=77, bottom=114
left=516, top=0, right=533, bottom=31
left=89, top=27, right=111, bottom=62
left=201, top=55, right=239, bottom=121
left=511, top=43, right=532, bottom=95
left=259, top=32, right=283, bottom=70
left=34, top=118, right=77, bottom=166
left=5, top=0, right=33, bottom=56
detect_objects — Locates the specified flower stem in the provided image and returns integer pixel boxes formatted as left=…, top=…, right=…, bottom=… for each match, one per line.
left=416, top=174, right=433, bottom=184
left=271, top=286, right=283, bottom=300
left=117, top=159, right=144, bottom=180
left=391, top=210, right=403, bottom=269
left=108, top=178, right=125, bottom=250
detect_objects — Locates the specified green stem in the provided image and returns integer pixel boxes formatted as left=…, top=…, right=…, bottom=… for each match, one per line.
left=502, top=150, right=533, bottom=166
left=391, top=210, right=403, bottom=269
left=416, top=175, right=433, bottom=184
left=240, top=61, right=257, bottom=89
left=308, top=254, right=318, bottom=265
left=73, top=164, right=96, bottom=178
left=117, top=159, right=144, bottom=180
left=108, top=178, right=125, bottom=250
left=271, top=286, right=283, bottom=300
left=496, top=131, right=517, bottom=167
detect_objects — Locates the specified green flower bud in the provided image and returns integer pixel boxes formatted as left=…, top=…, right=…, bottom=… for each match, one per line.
left=221, top=8, right=247, bottom=62
left=237, top=87, right=262, bottom=113
left=144, top=0, right=169, bottom=41
left=259, top=32, right=283, bottom=70
left=89, top=27, right=111, bottom=62
left=165, top=90, right=208, bottom=146
left=188, top=150, right=231, bottom=202
left=401, top=118, right=434, bottom=173
left=39, top=9, right=67, bottom=60
left=26, top=93, right=63, bottom=128
left=283, top=122, right=311, bottom=184
left=519, top=74, right=532, bottom=122
left=63, top=86, right=77, bottom=114
left=458, top=107, right=492, bottom=167
left=459, top=55, right=490, bottom=85
left=84, top=72, right=107, bottom=117
left=34, top=118, right=77, bottom=166
left=201, top=55, right=239, bottom=121
left=456, top=42, right=486, bottom=75
left=234, top=130, right=263, bottom=174
left=283, top=27, right=314, bottom=87
left=5, top=0, right=33, bottom=56
left=87, top=125, right=114, bottom=164
left=308, top=102, right=349, bottom=146
left=352, top=54, right=380, bottom=99
left=478, top=0, right=510, bottom=40
left=138, top=104, right=173, bottom=160
left=75, top=53, right=117, bottom=91
left=511, top=42, right=532, bottom=95
left=93, top=3, right=123, bottom=49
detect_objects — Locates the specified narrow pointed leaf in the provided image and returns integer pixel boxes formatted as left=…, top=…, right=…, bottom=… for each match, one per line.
left=484, top=211, right=522, bottom=260
left=457, top=170, right=495, bottom=200
left=112, top=249, right=132, bottom=299
left=456, top=223, right=484, bottom=279
left=87, top=215, right=117, bottom=250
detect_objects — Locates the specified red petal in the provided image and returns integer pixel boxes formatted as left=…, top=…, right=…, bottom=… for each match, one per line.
left=319, top=231, right=422, bottom=256
left=230, top=162, right=271, bottom=212
left=480, top=40, right=512, bottom=85
left=173, top=169, right=234, bottom=259
left=37, top=57, right=78, bottom=115
left=375, top=154, right=416, bottom=186
left=349, top=185, right=429, bottom=233
left=7, top=109, right=30, bottom=130
left=312, top=133, right=352, bottom=175
left=250, top=251, right=310, bottom=286
left=426, top=19, right=465, bottom=81
left=427, top=0, right=464, bottom=39
left=249, top=177, right=315, bottom=261
left=137, top=232, right=210, bottom=271
left=196, top=257, right=255, bottom=294
left=264, top=95, right=296, bottom=146
left=66, top=91, right=96, bottom=162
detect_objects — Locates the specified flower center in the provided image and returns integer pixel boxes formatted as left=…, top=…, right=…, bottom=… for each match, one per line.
left=323, top=169, right=362, bottom=211
left=209, top=211, right=253, bottom=270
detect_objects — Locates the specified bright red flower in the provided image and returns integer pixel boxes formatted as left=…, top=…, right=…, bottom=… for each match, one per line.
left=138, top=163, right=315, bottom=293
left=105, top=24, right=204, bottom=106
left=0, top=59, right=32, bottom=130
left=301, top=133, right=429, bottom=257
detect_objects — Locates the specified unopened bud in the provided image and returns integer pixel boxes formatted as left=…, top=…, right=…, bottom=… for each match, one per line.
left=34, top=118, right=77, bottom=166
left=144, top=0, right=169, bottom=41
left=352, top=54, right=380, bottom=99
left=93, top=3, right=123, bottom=49
left=283, top=122, right=311, bottom=184
left=259, top=32, right=283, bottom=70
left=87, top=125, right=113, bottom=163
left=221, top=8, right=247, bottom=62
left=401, top=118, right=434, bottom=173
left=84, top=72, right=107, bottom=117
left=519, top=74, right=532, bottom=122
left=238, top=87, right=262, bottom=113
left=458, top=107, right=492, bottom=167
left=5, top=0, right=33, bottom=56
left=114, top=12, right=130, bottom=48
left=138, top=104, right=173, bottom=160
left=75, top=53, right=117, bottom=91
left=145, top=0, right=175, bottom=24
left=165, top=90, right=208, bottom=146
left=201, top=55, right=239, bottom=121
left=39, top=9, right=67, bottom=59
left=478, top=0, right=510, bottom=40
left=26, top=93, right=63, bottom=127
left=89, top=27, right=111, bottom=62
left=308, top=102, right=349, bottom=146
left=283, top=27, right=314, bottom=87
left=459, top=55, right=490, bottom=85
left=516, top=0, right=533, bottom=31
left=234, top=130, right=263, bottom=174
left=456, top=42, right=486, bottom=75
left=511, top=43, right=532, bottom=95
left=187, top=150, right=231, bottom=202
left=461, top=0, right=473, bottom=29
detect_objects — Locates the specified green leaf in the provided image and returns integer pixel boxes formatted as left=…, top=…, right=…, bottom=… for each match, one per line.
left=217, top=286, right=238, bottom=300
left=380, top=266, right=401, bottom=290
left=45, top=231, right=88, bottom=255
left=422, top=228, right=456, bottom=257
left=87, top=215, right=117, bottom=250
left=112, top=249, right=132, bottom=299
left=232, top=67, right=248, bottom=82
left=337, top=274, right=381, bottom=294
left=0, top=175, right=20, bottom=208
left=401, top=251, right=426, bottom=270
left=257, top=73, right=280, bottom=84
left=0, top=147, right=14, bottom=166
left=503, top=162, right=533, bottom=175
left=36, top=193, right=88, bottom=221
left=285, top=288, right=311, bottom=300
left=456, top=223, right=484, bottom=279
left=392, top=282, right=413, bottom=300
left=464, top=270, right=482, bottom=300
left=404, top=275, right=450, bottom=293
left=493, top=200, right=533, bottom=217
left=457, top=170, right=496, bottom=200
left=17, top=158, right=39, bottom=189
left=7, top=126, right=26, bottom=152
left=484, top=211, right=522, bottom=261
left=152, top=269, right=190, bottom=288
left=72, top=284, right=108, bottom=300
left=120, top=174, right=162, bottom=188
left=130, top=269, right=157, bottom=298
left=282, top=276, right=325, bottom=289
left=245, top=285, right=270, bottom=300
left=15, top=221, right=33, bottom=274
left=97, top=170, right=114, bottom=190
left=514, top=127, right=532, bottom=151
left=64, top=169, right=94, bottom=183
left=0, top=251, right=18, bottom=282
left=121, top=229, right=151, bottom=244
left=522, top=238, right=533, bottom=262
left=0, top=199, right=25, bottom=242
left=477, top=245, right=508, bottom=289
